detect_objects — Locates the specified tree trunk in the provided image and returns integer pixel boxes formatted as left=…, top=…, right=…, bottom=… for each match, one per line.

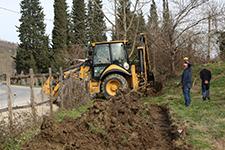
left=171, top=53, right=176, bottom=75
left=207, top=15, right=211, bottom=61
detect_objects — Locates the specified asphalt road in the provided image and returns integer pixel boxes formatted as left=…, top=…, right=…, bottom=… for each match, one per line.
left=0, top=83, right=44, bottom=109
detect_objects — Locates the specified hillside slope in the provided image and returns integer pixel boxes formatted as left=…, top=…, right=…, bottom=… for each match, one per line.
left=0, top=40, right=17, bottom=75
left=145, top=62, right=225, bottom=150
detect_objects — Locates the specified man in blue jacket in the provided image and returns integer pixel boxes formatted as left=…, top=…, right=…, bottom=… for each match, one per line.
left=181, top=61, right=192, bottom=107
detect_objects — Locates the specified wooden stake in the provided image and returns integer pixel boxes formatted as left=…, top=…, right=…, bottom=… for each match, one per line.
left=6, top=74, right=13, bottom=129
left=59, top=67, right=64, bottom=109
left=29, top=68, right=37, bottom=123
left=49, top=68, right=53, bottom=116
left=41, top=76, right=44, bottom=115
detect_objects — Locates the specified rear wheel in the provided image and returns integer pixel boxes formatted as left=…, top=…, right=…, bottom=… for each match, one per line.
left=102, top=74, right=128, bottom=98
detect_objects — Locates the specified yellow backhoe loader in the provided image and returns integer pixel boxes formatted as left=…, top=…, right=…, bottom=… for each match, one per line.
left=43, top=33, right=161, bottom=99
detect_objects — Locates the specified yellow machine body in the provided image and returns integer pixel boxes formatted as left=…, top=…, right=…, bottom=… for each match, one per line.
left=42, top=33, right=155, bottom=98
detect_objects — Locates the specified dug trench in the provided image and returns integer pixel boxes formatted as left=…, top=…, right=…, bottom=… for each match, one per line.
left=23, top=92, right=191, bottom=150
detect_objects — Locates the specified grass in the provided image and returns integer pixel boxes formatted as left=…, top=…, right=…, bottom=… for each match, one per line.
left=1, top=101, right=93, bottom=150
left=144, top=62, right=225, bottom=150
left=54, top=100, right=93, bottom=122
left=3, top=128, right=40, bottom=150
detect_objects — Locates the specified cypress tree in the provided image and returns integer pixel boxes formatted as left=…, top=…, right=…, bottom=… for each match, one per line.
left=70, top=0, right=86, bottom=46
left=87, top=0, right=94, bottom=42
left=147, top=0, right=159, bottom=73
left=52, top=0, right=69, bottom=69
left=52, top=0, right=68, bottom=49
left=162, top=0, right=176, bottom=74
left=87, top=0, right=107, bottom=42
left=148, top=0, right=159, bottom=30
left=16, top=0, right=49, bottom=73
left=137, top=11, right=146, bottom=33
left=162, top=0, right=172, bottom=32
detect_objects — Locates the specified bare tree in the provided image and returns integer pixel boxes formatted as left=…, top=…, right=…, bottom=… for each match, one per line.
left=93, top=0, right=225, bottom=76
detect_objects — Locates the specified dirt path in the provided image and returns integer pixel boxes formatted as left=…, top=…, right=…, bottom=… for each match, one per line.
left=23, top=93, right=190, bottom=150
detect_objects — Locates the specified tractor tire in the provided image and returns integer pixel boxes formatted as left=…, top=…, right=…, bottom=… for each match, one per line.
left=101, top=74, right=128, bottom=99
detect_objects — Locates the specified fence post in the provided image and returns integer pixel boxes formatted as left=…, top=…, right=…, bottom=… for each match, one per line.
left=40, top=75, right=44, bottom=102
left=40, top=75, right=45, bottom=115
left=29, top=68, right=37, bottom=123
left=59, top=67, right=64, bottom=109
left=49, top=68, right=53, bottom=116
left=6, top=74, right=13, bottom=129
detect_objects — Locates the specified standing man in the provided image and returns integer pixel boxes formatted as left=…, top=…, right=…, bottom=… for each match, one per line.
left=181, top=60, right=192, bottom=107
left=200, top=68, right=212, bottom=100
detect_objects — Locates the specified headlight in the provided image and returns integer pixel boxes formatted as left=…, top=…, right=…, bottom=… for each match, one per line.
left=123, top=62, right=129, bottom=70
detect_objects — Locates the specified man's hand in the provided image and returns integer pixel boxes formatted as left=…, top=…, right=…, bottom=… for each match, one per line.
left=175, top=81, right=181, bottom=87
left=204, top=80, right=209, bottom=84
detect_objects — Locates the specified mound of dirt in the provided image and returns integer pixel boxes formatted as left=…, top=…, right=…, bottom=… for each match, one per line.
left=23, top=92, right=190, bottom=150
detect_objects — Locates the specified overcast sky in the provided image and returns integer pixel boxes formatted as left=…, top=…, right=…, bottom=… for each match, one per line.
left=0, top=0, right=70, bottom=43
left=0, top=0, right=154, bottom=43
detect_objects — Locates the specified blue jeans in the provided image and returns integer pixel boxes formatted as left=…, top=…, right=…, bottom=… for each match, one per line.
left=183, top=86, right=191, bottom=107
left=202, top=83, right=210, bottom=99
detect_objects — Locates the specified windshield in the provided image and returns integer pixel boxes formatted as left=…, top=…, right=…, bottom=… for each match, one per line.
left=111, top=43, right=127, bottom=65
left=93, top=44, right=111, bottom=65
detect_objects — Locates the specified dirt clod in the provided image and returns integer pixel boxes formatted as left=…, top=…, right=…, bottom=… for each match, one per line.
left=23, top=92, right=190, bottom=150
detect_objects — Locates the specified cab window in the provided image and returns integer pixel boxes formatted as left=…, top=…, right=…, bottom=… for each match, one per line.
left=93, top=44, right=111, bottom=65
left=111, top=43, right=127, bottom=65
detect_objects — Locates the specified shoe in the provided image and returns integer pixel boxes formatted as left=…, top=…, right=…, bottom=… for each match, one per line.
left=202, top=97, right=206, bottom=101
left=207, top=97, right=210, bottom=100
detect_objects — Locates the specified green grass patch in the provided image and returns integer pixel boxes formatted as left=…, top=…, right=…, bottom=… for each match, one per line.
left=55, top=100, right=93, bottom=122
left=144, top=62, right=225, bottom=150
left=3, top=128, right=39, bottom=150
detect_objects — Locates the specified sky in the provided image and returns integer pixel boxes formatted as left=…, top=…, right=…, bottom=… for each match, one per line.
left=0, top=0, right=152, bottom=43
left=0, top=0, right=71, bottom=43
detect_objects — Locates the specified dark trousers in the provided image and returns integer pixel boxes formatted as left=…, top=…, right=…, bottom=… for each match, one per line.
left=202, top=83, right=210, bottom=99
left=183, top=86, right=191, bottom=107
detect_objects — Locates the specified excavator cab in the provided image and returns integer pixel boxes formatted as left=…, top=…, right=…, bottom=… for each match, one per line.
left=91, top=41, right=129, bottom=79
left=87, top=41, right=132, bottom=97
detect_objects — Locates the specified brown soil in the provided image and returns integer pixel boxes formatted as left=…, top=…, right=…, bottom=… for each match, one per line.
left=23, top=92, right=190, bottom=150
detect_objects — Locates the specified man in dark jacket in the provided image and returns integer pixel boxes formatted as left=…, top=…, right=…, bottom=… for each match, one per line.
left=200, top=68, right=212, bottom=100
left=181, top=61, right=192, bottom=107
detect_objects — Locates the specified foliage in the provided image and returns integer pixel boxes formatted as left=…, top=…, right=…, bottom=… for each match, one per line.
left=70, top=0, right=86, bottom=46
left=137, top=11, right=146, bottom=34
left=162, top=0, right=172, bottom=32
left=147, top=0, right=159, bottom=73
left=2, top=129, right=39, bottom=150
left=16, top=48, right=37, bottom=74
left=87, top=0, right=107, bottom=42
left=148, top=0, right=159, bottom=30
left=16, top=0, right=50, bottom=73
left=52, top=0, right=69, bottom=69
